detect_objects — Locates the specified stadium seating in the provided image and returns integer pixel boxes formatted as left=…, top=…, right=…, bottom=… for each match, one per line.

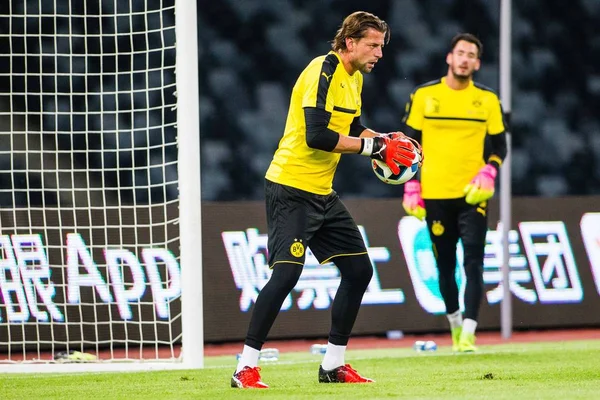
left=196, top=0, right=600, bottom=199
left=3, top=0, right=599, bottom=201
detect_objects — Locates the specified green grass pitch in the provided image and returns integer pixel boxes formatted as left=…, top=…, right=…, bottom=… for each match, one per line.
left=2, top=340, right=599, bottom=399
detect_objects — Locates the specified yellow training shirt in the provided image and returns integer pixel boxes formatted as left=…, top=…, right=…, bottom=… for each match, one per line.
left=403, top=77, right=505, bottom=199
left=265, top=52, right=362, bottom=195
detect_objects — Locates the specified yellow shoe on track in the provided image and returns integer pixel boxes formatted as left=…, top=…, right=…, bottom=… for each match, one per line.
left=458, top=332, right=477, bottom=352
left=451, top=327, right=462, bottom=352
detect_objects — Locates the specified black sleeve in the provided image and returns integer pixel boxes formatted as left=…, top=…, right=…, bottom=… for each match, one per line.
left=403, top=125, right=422, bottom=145
left=349, top=116, right=367, bottom=137
left=487, top=131, right=507, bottom=170
left=303, top=107, right=340, bottom=152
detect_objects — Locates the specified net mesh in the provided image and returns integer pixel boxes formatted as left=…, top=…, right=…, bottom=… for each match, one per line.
left=0, top=0, right=182, bottom=363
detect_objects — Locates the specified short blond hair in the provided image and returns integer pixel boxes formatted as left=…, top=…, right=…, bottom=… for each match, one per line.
left=331, top=11, right=390, bottom=52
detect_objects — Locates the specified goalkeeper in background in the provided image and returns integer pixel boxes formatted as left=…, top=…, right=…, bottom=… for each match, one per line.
left=231, top=11, right=420, bottom=389
left=401, top=33, right=507, bottom=352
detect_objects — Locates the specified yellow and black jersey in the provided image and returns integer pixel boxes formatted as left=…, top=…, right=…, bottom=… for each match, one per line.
left=265, top=52, right=363, bottom=195
left=403, top=77, right=505, bottom=199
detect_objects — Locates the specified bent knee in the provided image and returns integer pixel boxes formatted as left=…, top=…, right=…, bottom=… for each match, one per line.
left=269, top=262, right=304, bottom=291
left=337, top=254, right=373, bottom=286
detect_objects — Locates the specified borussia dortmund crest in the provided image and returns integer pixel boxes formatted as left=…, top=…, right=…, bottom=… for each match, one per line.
left=290, top=239, right=305, bottom=258
left=431, top=221, right=445, bottom=236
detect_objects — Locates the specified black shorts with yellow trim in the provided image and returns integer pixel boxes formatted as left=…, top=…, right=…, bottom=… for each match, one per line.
left=423, top=197, right=489, bottom=249
left=265, top=179, right=367, bottom=268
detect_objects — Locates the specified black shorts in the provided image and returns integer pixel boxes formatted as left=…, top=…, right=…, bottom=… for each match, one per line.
left=423, top=198, right=489, bottom=250
left=265, top=179, right=367, bottom=268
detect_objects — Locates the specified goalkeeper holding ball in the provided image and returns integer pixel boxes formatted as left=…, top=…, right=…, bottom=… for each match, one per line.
left=231, top=11, right=421, bottom=389
left=401, top=33, right=507, bottom=352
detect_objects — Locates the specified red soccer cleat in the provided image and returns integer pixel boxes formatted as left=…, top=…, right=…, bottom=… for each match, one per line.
left=318, top=364, right=375, bottom=383
left=231, top=366, right=269, bottom=389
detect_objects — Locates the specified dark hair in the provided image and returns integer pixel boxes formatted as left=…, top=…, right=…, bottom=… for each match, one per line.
left=449, top=33, right=483, bottom=58
left=331, top=11, right=390, bottom=52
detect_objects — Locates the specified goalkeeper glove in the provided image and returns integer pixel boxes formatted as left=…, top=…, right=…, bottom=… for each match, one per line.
left=385, top=132, right=424, bottom=167
left=360, top=136, right=415, bottom=174
left=402, top=180, right=426, bottom=220
left=463, top=164, right=498, bottom=205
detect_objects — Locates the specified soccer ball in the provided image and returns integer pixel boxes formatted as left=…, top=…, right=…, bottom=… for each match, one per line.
left=371, top=149, right=421, bottom=185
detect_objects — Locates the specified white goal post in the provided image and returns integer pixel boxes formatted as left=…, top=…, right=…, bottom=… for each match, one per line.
left=0, top=0, right=203, bottom=373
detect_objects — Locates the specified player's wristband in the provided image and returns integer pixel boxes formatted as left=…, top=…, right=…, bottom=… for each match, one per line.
left=358, top=137, right=383, bottom=157
left=488, top=155, right=503, bottom=172
left=358, top=137, right=374, bottom=156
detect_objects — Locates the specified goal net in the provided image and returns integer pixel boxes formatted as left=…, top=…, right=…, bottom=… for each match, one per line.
left=0, top=0, right=202, bottom=372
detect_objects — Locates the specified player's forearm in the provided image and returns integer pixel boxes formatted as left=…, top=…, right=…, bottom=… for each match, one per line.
left=487, top=131, right=507, bottom=170
left=304, top=107, right=404, bottom=155
left=304, top=131, right=383, bottom=155
left=333, top=134, right=366, bottom=153
left=358, top=128, right=380, bottom=138
left=305, top=107, right=380, bottom=154
left=304, top=119, right=365, bottom=154
left=333, top=128, right=383, bottom=153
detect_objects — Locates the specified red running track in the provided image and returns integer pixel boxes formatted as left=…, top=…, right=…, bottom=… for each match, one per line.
left=205, top=328, right=600, bottom=357
left=2, top=328, right=598, bottom=362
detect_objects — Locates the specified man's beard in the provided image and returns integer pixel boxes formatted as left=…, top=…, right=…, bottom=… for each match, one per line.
left=354, top=61, right=372, bottom=74
left=451, top=67, right=472, bottom=81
